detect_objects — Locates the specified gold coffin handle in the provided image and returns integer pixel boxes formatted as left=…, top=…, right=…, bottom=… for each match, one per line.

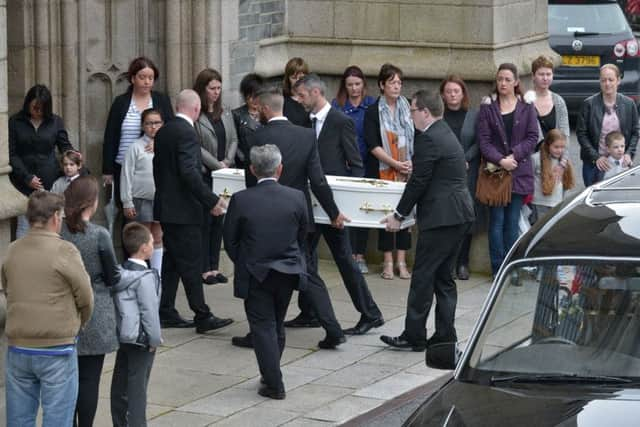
left=359, top=202, right=394, bottom=214
left=219, top=187, right=233, bottom=199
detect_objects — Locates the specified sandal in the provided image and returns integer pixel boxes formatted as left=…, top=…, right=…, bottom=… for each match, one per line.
left=381, top=261, right=394, bottom=280
left=396, top=262, right=411, bottom=280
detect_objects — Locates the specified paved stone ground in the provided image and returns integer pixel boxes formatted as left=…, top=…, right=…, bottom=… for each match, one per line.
left=0, top=254, right=491, bottom=426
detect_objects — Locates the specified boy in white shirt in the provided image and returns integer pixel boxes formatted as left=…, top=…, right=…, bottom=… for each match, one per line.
left=602, top=131, right=630, bottom=180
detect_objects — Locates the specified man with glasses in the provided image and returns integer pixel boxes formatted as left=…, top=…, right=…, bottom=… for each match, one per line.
left=380, top=90, right=475, bottom=351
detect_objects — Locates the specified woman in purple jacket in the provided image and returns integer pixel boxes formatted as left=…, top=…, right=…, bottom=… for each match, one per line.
left=476, top=63, right=538, bottom=275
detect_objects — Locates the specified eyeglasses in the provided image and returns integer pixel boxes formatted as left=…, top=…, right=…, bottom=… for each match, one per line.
left=410, top=108, right=423, bottom=113
left=143, top=121, right=163, bottom=127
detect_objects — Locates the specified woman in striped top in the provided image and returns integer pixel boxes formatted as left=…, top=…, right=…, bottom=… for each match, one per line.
left=101, top=56, right=173, bottom=203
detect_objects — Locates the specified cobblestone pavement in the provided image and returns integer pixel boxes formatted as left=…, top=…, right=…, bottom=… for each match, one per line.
left=0, top=254, right=492, bottom=426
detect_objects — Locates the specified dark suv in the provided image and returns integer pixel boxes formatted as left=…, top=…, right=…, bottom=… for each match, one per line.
left=548, top=0, right=640, bottom=113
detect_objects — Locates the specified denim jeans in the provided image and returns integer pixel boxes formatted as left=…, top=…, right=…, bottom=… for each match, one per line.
left=15, top=215, right=30, bottom=239
left=488, top=194, right=524, bottom=275
left=5, top=347, right=79, bottom=427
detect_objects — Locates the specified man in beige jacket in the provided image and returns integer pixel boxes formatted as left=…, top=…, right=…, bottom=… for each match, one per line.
left=1, top=190, right=93, bottom=427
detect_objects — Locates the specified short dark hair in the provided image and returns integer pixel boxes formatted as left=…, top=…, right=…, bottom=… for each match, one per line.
left=239, top=73, right=265, bottom=101
left=122, top=222, right=152, bottom=256
left=128, top=56, right=159, bottom=84
left=61, top=150, right=83, bottom=167
left=412, top=89, right=444, bottom=117
left=377, top=63, right=403, bottom=94
left=605, top=131, right=625, bottom=147
left=294, top=73, right=326, bottom=96
left=64, top=176, right=99, bottom=233
left=22, top=84, right=53, bottom=120
left=27, top=191, right=64, bottom=226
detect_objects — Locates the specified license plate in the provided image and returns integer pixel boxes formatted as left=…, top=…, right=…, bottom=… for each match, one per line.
left=562, top=55, right=600, bottom=67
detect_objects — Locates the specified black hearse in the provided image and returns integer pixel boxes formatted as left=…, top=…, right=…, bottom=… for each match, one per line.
left=406, top=167, right=640, bottom=426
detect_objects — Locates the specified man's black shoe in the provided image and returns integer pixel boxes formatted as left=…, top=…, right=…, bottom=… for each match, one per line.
left=456, top=265, right=470, bottom=280
left=160, top=317, right=194, bottom=329
left=426, top=334, right=457, bottom=347
left=318, top=334, right=346, bottom=349
left=380, top=335, right=426, bottom=352
left=343, top=317, right=384, bottom=335
left=215, top=273, right=229, bottom=283
left=195, top=316, right=233, bottom=334
left=258, top=385, right=286, bottom=400
left=203, top=275, right=219, bottom=285
left=283, top=313, right=321, bottom=328
left=231, top=334, right=253, bottom=348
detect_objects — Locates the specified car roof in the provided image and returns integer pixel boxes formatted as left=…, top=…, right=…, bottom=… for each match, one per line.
left=509, top=166, right=640, bottom=262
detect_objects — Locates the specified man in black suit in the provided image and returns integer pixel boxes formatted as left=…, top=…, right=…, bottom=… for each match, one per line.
left=380, top=90, right=474, bottom=351
left=153, top=89, right=233, bottom=333
left=232, top=86, right=346, bottom=349
left=293, top=74, right=384, bottom=335
left=224, top=144, right=308, bottom=400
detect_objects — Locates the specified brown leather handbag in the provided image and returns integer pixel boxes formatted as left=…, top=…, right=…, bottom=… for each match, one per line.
left=476, top=159, right=512, bottom=207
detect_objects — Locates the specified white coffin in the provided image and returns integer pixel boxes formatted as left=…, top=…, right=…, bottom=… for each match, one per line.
left=212, top=169, right=415, bottom=229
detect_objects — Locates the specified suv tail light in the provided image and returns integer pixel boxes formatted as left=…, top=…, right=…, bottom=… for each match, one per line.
left=614, top=39, right=639, bottom=58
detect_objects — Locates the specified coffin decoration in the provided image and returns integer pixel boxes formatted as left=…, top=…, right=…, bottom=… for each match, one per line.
left=212, top=169, right=415, bottom=229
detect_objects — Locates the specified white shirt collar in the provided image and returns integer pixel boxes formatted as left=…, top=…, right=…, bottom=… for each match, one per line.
left=257, top=177, right=277, bottom=184
left=310, top=101, right=331, bottom=122
left=66, top=174, right=80, bottom=183
left=422, top=118, right=440, bottom=133
left=176, top=113, right=194, bottom=127
left=268, top=116, right=288, bottom=122
left=127, top=258, right=148, bottom=268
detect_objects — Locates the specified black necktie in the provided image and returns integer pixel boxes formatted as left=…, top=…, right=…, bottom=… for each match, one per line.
left=615, top=160, right=620, bottom=166
left=311, top=117, right=318, bottom=133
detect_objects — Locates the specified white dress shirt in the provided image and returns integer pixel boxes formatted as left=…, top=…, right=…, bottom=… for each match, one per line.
left=176, top=113, right=194, bottom=127
left=309, top=102, right=331, bottom=138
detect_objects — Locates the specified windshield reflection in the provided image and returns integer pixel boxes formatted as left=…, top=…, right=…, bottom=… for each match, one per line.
left=467, top=260, right=640, bottom=383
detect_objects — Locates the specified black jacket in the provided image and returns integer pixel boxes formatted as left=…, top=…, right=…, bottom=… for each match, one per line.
left=245, top=119, right=339, bottom=231
left=153, top=116, right=219, bottom=225
left=9, top=111, right=73, bottom=195
left=316, top=107, right=364, bottom=177
left=396, top=120, right=475, bottom=231
left=284, top=96, right=312, bottom=128
left=576, top=92, right=639, bottom=163
left=231, top=104, right=261, bottom=167
left=102, top=89, right=174, bottom=175
left=223, top=180, right=308, bottom=299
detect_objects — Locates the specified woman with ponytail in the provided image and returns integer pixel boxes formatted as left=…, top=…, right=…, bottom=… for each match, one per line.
left=61, top=176, right=120, bottom=427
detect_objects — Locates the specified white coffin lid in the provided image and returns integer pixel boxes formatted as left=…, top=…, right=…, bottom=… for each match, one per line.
left=212, top=169, right=414, bottom=229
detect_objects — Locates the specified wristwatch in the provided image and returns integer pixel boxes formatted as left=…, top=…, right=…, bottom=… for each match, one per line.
left=393, top=211, right=405, bottom=222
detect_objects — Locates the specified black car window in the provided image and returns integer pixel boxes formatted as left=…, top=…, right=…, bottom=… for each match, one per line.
left=549, top=4, right=629, bottom=35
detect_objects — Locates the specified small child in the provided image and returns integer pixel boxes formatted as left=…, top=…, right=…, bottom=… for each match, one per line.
left=120, top=108, right=164, bottom=275
left=602, top=131, right=630, bottom=180
left=110, top=222, right=162, bottom=426
left=531, top=129, right=575, bottom=223
left=50, top=150, right=82, bottom=194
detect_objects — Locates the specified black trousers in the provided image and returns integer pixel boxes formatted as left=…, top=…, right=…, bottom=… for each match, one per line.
left=456, top=233, right=473, bottom=268
left=110, top=344, right=155, bottom=427
left=202, top=212, right=224, bottom=272
left=74, top=354, right=105, bottom=427
left=245, top=271, right=296, bottom=392
left=349, top=227, right=369, bottom=255
left=160, top=223, right=211, bottom=322
left=378, top=228, right=411, bottom=252
left=300, top=225, right=382, bottom=321
left=403, top=222, right=472, bottom=345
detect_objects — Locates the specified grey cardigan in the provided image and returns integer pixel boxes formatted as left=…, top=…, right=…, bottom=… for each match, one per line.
left=535, top=91, right=570, bottom=142
left=195, top=107, right=239, bottom=170
left=61, top=221, right=120, bottom=356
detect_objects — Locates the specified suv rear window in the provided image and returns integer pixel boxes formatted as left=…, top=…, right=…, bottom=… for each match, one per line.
left=549, top=4, right=629, bottom=35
